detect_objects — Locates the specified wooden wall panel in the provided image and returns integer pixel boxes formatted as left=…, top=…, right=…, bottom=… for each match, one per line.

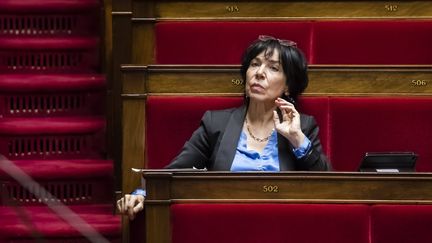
left=121, top=98, right=146, bottom=192
left=131, top=20, right=155, bottom=64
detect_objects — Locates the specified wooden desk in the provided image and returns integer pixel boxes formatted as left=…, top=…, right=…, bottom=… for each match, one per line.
left=137, top=171, right=432, bottom=243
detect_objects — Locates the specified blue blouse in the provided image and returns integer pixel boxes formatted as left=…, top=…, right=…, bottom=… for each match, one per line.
left=230, top=130, right=280, bottom=172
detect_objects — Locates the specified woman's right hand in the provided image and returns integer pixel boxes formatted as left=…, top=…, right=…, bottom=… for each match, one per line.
left=116, top=194, right=145, bottom=220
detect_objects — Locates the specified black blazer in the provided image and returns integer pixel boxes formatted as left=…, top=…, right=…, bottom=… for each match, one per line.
left=166, top=105, right=331, bottom=171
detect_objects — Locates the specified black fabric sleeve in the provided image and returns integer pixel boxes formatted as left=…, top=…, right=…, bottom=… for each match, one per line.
left=296, top=116, right=332, bottom=171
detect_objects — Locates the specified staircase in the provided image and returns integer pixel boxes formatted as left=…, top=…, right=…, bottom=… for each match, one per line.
left=0, top=0, right=120, bottom=242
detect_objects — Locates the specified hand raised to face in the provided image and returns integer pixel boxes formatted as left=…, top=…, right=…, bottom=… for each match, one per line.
left=272, top=98, right=305, bottom=148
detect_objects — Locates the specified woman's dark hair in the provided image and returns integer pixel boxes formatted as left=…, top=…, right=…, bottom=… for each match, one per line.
left=240, top=36, right=309, bottom=104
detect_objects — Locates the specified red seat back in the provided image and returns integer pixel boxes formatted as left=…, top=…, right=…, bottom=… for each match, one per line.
left=155, top=20, right=432, bottom=65
left=145, top=96, right=330, bottom=169
left=313, top=20, right=432, bottom=65
left=371, top=205, right=432, bottom=243
left=329, top=97, right=432, bottom=171
left=171, top=203, right=370, bottom=243
left=155, top=21, right=312, bottom=64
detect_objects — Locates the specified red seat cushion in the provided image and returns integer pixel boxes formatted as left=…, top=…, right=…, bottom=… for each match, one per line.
left=329, top=97, right=432, bottom=171
left=171, top=203, right=370, bottom=243
left=155, top=21, right=312, bottom=64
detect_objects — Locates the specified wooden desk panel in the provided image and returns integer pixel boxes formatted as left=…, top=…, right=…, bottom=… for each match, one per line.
left=138, top=171, right=432, bottom=243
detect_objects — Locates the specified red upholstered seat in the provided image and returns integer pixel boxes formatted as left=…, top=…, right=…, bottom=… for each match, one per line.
left=329, top=97, right=432, bottom=172
left=155, top=20, right=432, bottom=65
left=146, top=96, right=243, bottom=168
left=147, top=96, right=432, bottom=172
left=155, top=21, right=313, bottom=64
left=146, top=96, right=330, bottom=169
left=171, top=203, right=370, bottom=243
left=297, top=96, right=330, bottom=157
left=0, top=204, right=120, bottom=242
left=372, top=205, right=432, bottom=243
left=313, top=20, right=432, bottom=65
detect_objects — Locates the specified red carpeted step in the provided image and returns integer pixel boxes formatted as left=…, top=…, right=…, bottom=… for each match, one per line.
left=0, top=74, right=106, bottom=117
left=0, top=13, right=100, bottom=36
left=0, top=37, right=99, bottom=73
left=0, top=117, right=106, bottom=160
left=0, top=159, right=113, bottom=205
left=0, top=204, right=120, bottom=242
left=0, top=0, right=119, bottom=241
left=0, top=74, right=105, bottom=92
left=0, top=36, right=99, bottom=50
left=0, top=0, right=101, bottom=13
left=0, top=117, right=104, bottom=135
left=0, top=159, right=112, bottom=180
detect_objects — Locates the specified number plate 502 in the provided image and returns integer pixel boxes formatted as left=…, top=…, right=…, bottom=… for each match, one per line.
left=263, top=185, right=279, bottom=193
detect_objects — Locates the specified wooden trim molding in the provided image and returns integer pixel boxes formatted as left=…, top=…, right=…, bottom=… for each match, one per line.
left=132, top=1, right=432, bottom=19
left=121, top=65, right=432, bottom=96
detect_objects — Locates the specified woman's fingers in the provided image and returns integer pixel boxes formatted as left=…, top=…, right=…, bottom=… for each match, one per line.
left=133, top=201, right=144, bottom=214
left=116, top=194, right=145, bottom=220
left=116, top=198, right=123, bottom=212
left=275, top=97, right=294, bottom=106
left=127, top=195, right=138, bottom=219
left=278, top=105, right=296, bottom=121
left=127, top=195, right=145, bottom=220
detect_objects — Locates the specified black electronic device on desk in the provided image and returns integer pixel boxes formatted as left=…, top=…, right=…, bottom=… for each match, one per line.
left=358, top=152, right=418, bottom=172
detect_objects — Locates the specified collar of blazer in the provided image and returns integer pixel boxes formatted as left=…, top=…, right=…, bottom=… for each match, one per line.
left=212, top=105, right=295, bottom=171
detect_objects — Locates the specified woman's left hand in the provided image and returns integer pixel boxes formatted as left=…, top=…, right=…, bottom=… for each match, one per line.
left=273, top=98, right=305, bottom=148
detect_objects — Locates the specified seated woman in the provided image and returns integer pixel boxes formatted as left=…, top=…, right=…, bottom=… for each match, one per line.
left=117, top=35, right=331, bottom=219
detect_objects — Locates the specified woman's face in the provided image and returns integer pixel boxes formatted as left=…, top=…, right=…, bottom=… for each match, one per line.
left=245, top=49, right=288, bottom=104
